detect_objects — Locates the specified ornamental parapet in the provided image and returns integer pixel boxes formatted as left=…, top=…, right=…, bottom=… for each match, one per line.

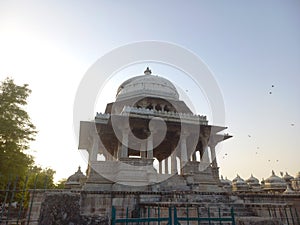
left=95, top=112, right=110, bottom=123
left=120, top=106, right=208, bottom=125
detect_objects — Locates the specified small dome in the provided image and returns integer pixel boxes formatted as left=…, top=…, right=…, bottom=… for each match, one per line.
left=264, top=170, right=286, bottom=192
left=283, top=184, right=295, bottom=195
left=220, top=175, right=232, bottom=186
left=116, top=68, right=180, bottom=101
left=283, top=172, right=294, bottom=183
left=246, top=174, right=259, bottom=184
left=246, top=174, right=261, bottom=191
left=265, top=170, right=285, bottom=184
left=232, top=175, right=249, bottom=192
left=232, top=174, right=243, bottom=183
left=66, top=166, right=86, bottom=184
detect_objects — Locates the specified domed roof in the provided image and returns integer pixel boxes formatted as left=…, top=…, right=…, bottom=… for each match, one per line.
left=232, top=174, right=244, bottom=183
left=116, top=67, right=180, bottom=101
left=232, top=174, right=249, bottom=191
left=283, top=172, right=294, bottom=182
left=66, top=166, right=86, bottom=184
left=264, top=170, right=286, bottom=191
left=283, top=184, right=295, bottom=195
left=265, top=170, right=285, bottom=184
left=220, top=175, right=232, bottom=186
left=246, top=174, right=259, bottom=184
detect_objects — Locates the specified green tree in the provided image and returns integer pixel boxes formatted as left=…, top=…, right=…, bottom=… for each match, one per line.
left=0, top=78, right=37, bottom=188
left=27, top=166, right=56, bottom=189
left=55, top=178, right=67, bottom=189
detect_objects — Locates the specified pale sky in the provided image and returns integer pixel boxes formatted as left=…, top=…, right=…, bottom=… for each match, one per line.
left=0, top=1, right=299, bottom=183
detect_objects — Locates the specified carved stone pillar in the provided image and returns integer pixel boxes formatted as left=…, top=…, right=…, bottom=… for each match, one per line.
left=140, top=142, right=147, bottom=159
left=113, top=148, right=118, bottom=161
left=171, top=152, right=177, bottom=174
left=210, top=144, right=217, bottom=167
left=121, top=128, right=129, bottom=158
left=90, top=135, right=98, bottom=162
left=106, top=152, right=113, bottom=161
left=192, top=152, right=197, bottom=161
left=159, top=161, right=163, bottom=174
left=147, top=133, right=153, bottom=159
left=117, top=141, right=122, bottom=159
left=164, top=157, right=169, bottom=174
left=180, top=133, right=188, bottom=166
left=199, top=145, right=210, bottom=171
left=202, top=145, right=210, bottom=163
left=152, top=103, right=157, bottom=110
left=209, top=143, right=220, bottom=182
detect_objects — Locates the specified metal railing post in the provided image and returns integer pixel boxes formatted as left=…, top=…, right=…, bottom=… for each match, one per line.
left=125, top=207, right=128, bottom=225
left=26, top=175, right=38, bottom=225
left=186, top=206, right=189, bottom=225
left=0, top=178, right=11, bottom=223
left=6, top=176, right=18, bottom=224
left=208, top=207, right=211, bottom=225
left=294, top=208, right=299, bottom=225
left=218, top=208, right=222, bottom=225
left=111, top=206, right=116, bottom=225
left=284, top=207, right=290, bottom=225
left=231, top=207, right=236, bottom=225
left=17, top=175, right=29, bottom=225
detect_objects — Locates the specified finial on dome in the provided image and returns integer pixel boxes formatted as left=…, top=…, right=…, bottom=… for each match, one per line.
left=144, top=67, right=152, bottom=75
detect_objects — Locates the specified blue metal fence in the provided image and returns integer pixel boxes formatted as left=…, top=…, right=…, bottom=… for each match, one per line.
left=111, top=206, right=236, bottom=225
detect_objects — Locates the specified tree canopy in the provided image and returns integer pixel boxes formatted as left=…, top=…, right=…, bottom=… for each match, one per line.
left=0, top=78, right=63, bottom=191
left=0, top=78, right=37, bottom=187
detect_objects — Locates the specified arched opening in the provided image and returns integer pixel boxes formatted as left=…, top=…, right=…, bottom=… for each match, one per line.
left=97, top=154, right=106, bottom=161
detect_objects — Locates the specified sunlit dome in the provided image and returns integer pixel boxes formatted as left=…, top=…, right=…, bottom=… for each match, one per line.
left=283, top=172, right=294, bottom=183
left=220, top=175, right=232, bottom=191
left=66, top=166, right=86, bottom=184
left=264, top=170, right=286, bottom=192
left=283, top=184, right=295, bottom=195
left=232, top=174, right=249, bottom=191
left=116, top=67, right=180, bottom=101
left=246, top=174, right=261, bottom=191
left=246, top=174, right=259, bottom=185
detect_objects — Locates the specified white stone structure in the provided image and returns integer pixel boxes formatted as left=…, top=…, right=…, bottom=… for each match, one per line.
left=78, top=68, right=231, bottom=191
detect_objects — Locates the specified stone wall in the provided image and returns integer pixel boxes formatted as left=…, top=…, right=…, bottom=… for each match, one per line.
left=236, top=193, right=300, bottom=225
left=28, top=190, right=300, bottom=225
left=37, top=191, right=108, bottom=225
